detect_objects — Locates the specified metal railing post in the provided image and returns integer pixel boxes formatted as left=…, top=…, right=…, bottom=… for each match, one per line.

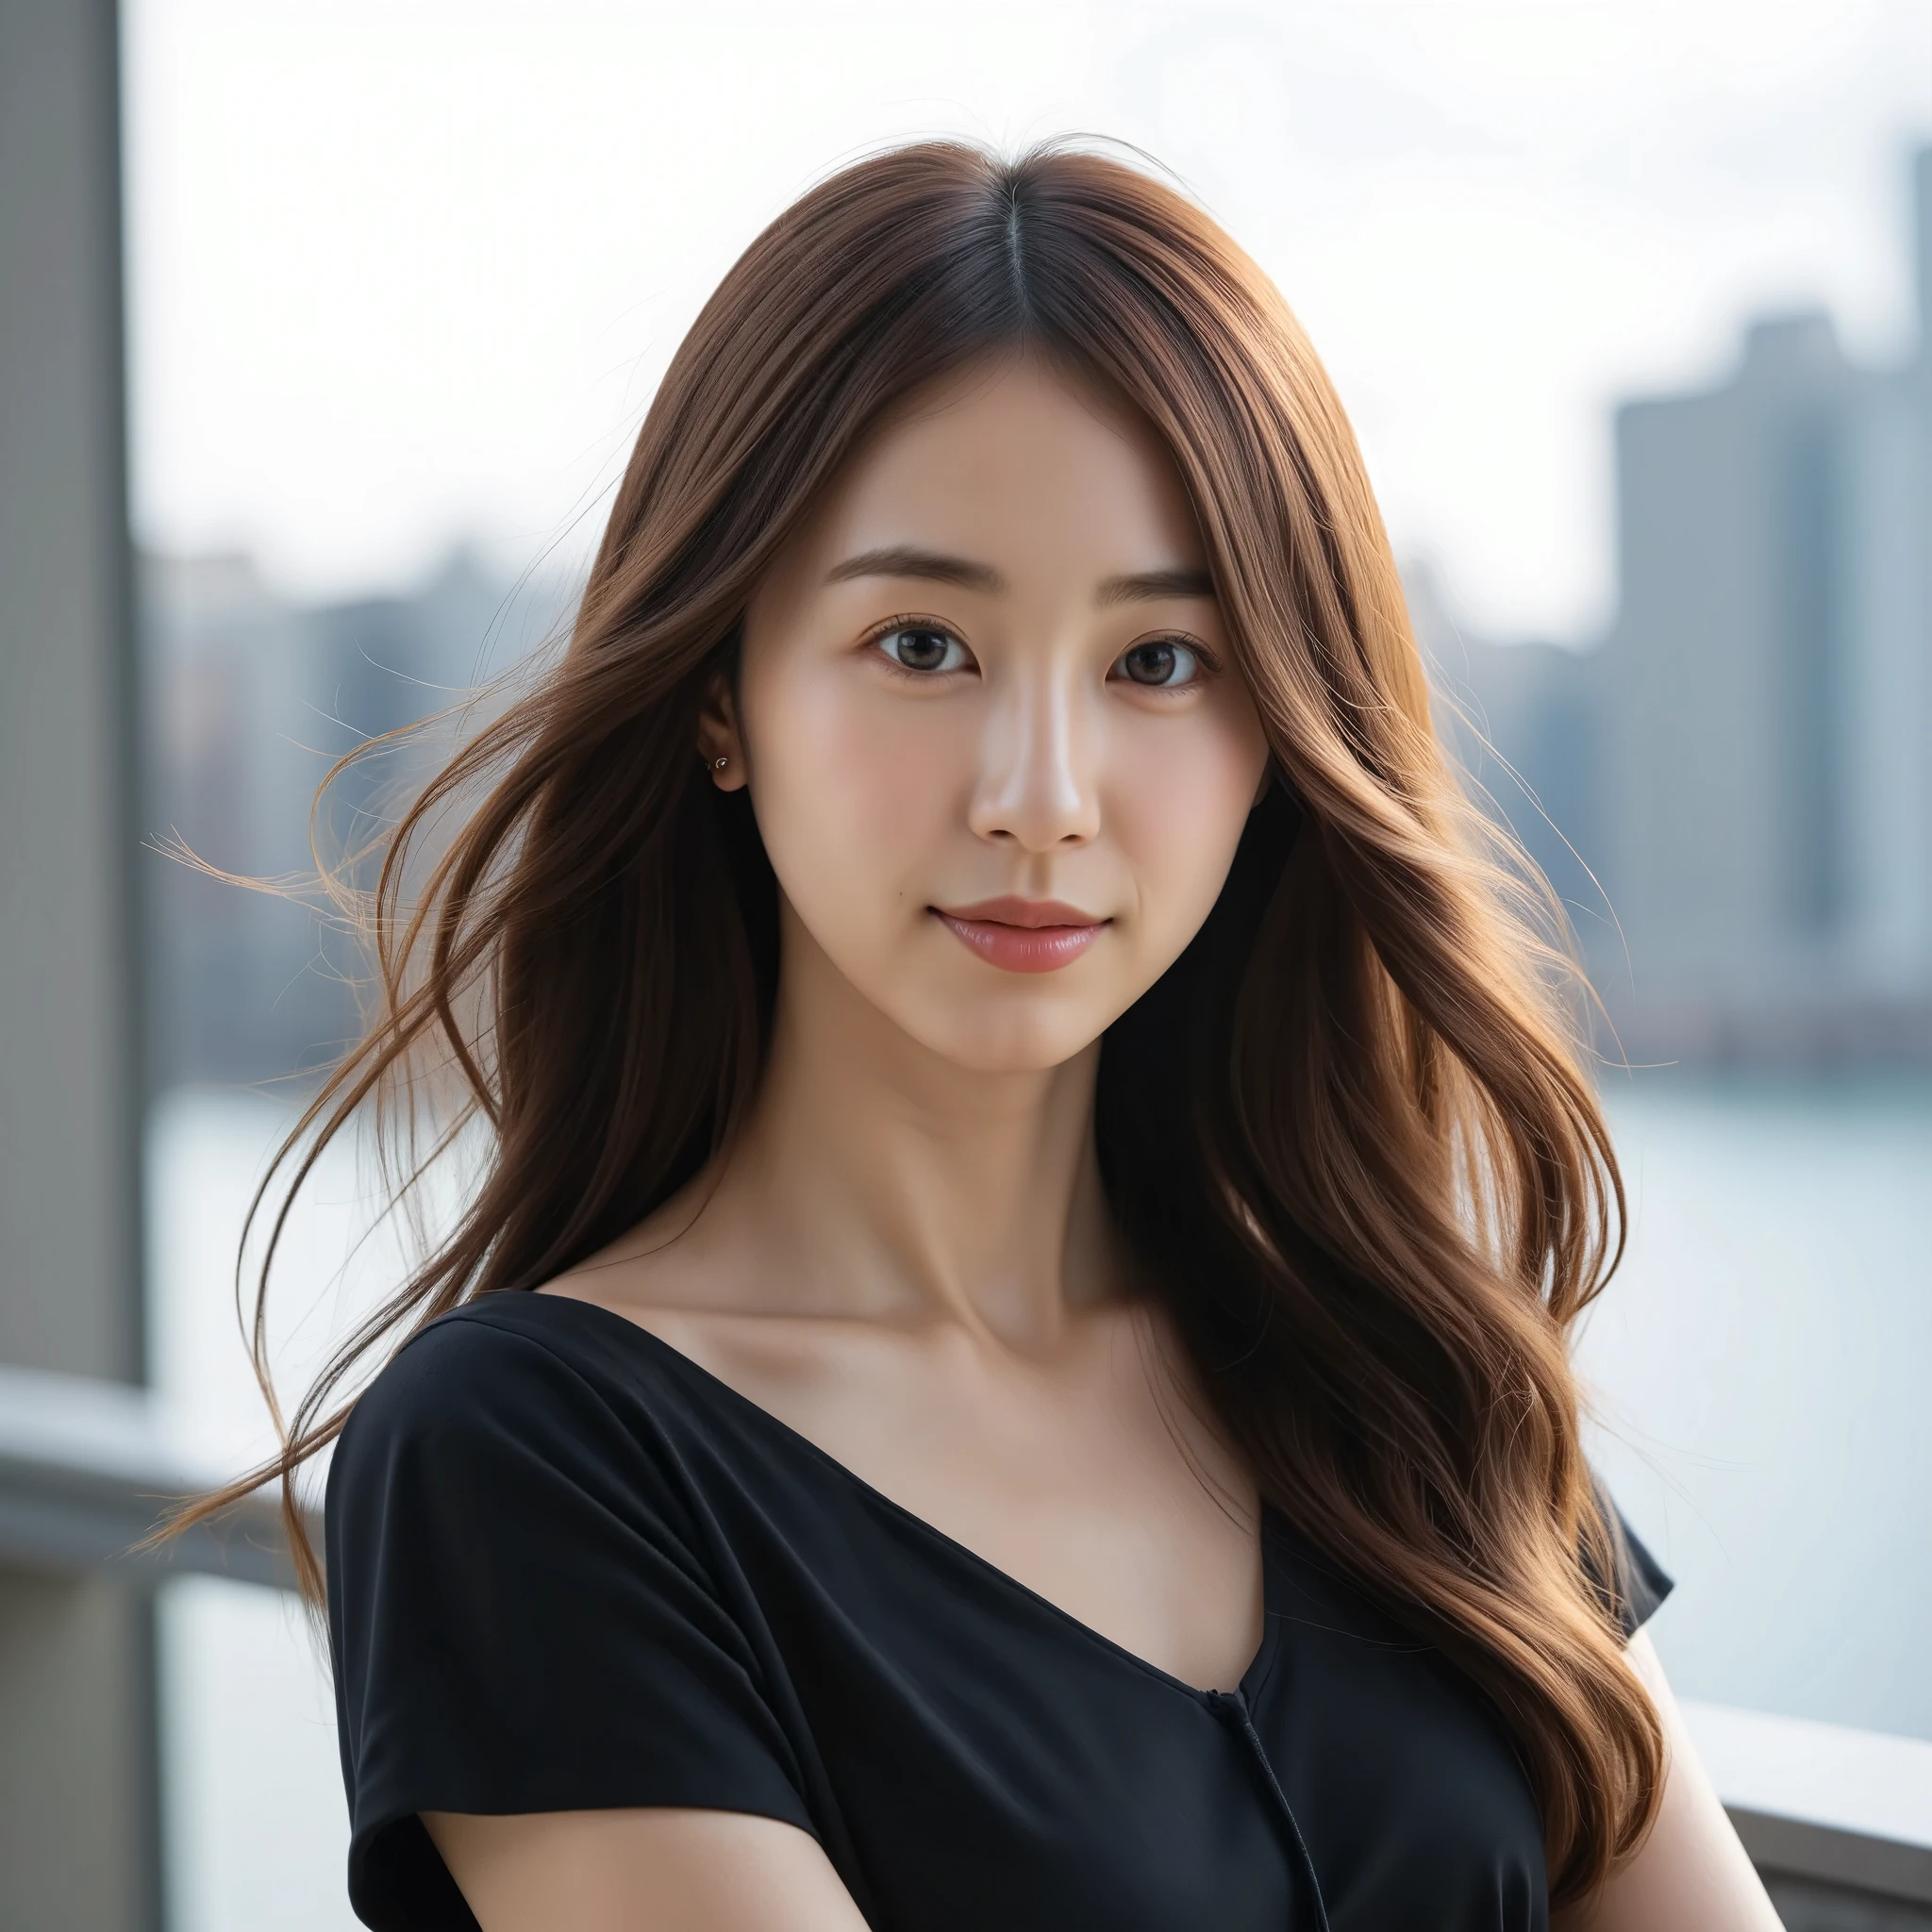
left=0, top=1, right=160, bottom=1925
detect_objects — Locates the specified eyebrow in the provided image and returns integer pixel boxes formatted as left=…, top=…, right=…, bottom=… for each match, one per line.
left=824, top=546, right=1006, bottom=592
left=825, top=547, right=1217, bottom=608
left=1094, top=566, right=1216, bottom=608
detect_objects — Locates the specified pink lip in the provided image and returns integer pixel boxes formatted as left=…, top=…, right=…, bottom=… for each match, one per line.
left=932, top=897, right=1109, bottom=974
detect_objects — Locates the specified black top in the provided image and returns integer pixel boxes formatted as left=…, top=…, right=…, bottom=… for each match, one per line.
left=326, top=1292, right=1670, bottom=1932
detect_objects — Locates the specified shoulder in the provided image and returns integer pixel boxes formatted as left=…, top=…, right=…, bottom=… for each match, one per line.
left=325, top=1294, right=708, bottom=1559
left=339, top=1290, right=690, bottom=1435
left=341, top=1292, right=595, bottom=1418
left=324, top=1299, right=821, bottom=1910
left=325, top=1297, right=759, bottom=1706
left=334, top=1298, right=595, bottom=1471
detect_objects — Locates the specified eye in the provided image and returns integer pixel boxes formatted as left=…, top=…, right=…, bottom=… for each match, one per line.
left=875, top=625, right=974, bottom=675
left=1112, top=637, right=1207, bottom=689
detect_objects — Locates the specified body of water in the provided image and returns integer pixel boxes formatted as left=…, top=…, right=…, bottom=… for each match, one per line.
left=1583, top=1076, right=1932, bottom=1737
left=146, top=1076, right=1932, bottom=1931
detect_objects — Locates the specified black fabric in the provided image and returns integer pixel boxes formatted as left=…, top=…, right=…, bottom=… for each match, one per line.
left=326, top=1293, right=1672, bottom=1932
left=1586, top=1471, right=1673, bottom=1640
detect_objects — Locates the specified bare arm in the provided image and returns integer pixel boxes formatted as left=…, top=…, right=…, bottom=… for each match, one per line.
left=423, top=1807, right=872, bottom=1932
left=1553, top=1631, right=1782, bottom=1932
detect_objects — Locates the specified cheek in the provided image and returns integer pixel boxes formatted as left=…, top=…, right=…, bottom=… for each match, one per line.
left=743, top=659, right=966, bottom=922
left=1108, top=705, right=1268, bottom=955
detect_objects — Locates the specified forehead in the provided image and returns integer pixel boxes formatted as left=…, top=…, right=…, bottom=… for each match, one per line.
left=791, top=354, right=1206, bottom=575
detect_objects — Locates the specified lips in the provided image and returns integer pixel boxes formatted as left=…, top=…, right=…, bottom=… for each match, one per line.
left=931, top=897, right=1109, bottom=974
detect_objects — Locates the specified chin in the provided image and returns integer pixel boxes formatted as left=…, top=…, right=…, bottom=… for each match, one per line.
left=906, top=1002, right=1108, bottom=1075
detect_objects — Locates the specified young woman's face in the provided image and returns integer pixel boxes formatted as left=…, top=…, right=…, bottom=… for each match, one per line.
left=715, top=354, right=1271, bottom=1074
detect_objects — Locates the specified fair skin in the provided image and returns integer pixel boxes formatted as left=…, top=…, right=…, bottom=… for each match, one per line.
left=424, top=356, right=1781, bottom=1932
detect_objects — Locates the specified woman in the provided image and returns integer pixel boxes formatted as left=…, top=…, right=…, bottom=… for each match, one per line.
left=224, top=142, right=1782, bottom=1929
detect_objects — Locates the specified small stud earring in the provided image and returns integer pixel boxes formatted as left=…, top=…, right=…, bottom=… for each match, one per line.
left=712, top=756, right=729, bottom=770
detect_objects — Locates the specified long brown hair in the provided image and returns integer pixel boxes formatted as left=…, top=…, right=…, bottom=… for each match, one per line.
left=188, top=140, right=1659, bottom=1902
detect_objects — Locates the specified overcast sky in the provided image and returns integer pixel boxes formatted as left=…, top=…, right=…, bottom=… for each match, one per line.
left=125, top=0, right=1932, bottom=641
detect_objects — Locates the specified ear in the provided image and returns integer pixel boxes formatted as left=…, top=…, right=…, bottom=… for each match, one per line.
left=695, top=674, right=748, bottom=792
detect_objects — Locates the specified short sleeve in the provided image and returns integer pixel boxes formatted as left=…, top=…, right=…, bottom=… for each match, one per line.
left=325, top=1311, right=816, bottom=1932
left=1583, top=1477, right=1674, bottom=1641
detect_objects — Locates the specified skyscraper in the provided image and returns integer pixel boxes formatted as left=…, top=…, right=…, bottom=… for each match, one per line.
left=1432, top=145, right=1932, bottom=1064
left=1593, top=149, right=1932, bottom=1058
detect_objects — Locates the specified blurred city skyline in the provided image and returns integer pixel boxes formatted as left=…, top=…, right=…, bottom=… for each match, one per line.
left=1429, top=142, right=1932, bottom=1061
left=125, top=0, right=1932, bottom=643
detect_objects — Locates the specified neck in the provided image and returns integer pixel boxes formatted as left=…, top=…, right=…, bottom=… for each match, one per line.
left=717, top=909, right=1121, bottom=1348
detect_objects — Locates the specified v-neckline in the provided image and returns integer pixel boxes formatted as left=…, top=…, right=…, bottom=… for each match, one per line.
left=520, top=1290, right=1283, bottom=1707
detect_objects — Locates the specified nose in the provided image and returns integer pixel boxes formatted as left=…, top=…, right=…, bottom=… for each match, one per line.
left=966, top=661, right=1103, bottom=851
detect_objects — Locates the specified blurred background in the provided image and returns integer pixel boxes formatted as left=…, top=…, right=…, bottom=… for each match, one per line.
left=3, top=2, right=1929, bottom=1927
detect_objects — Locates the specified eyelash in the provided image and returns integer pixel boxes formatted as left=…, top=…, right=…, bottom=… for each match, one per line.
left=1112, top=633, right=1219, bottom=691
left=864, top=617, right=1222, bottom=690
left=865, top=616, right=976, bottom=680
